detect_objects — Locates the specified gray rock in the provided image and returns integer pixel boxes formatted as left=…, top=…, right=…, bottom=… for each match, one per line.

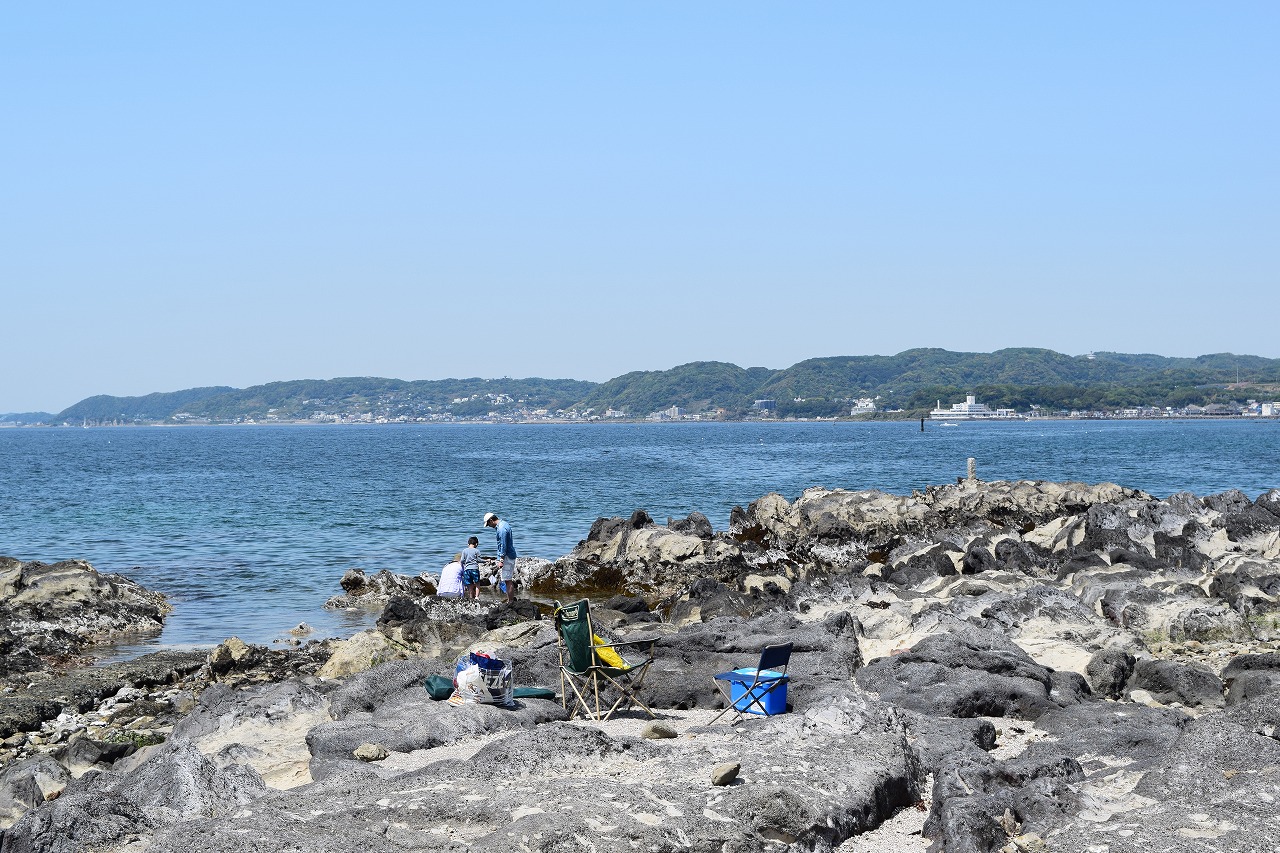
left=642, top=610, right=861, bottom=713
left=0, top=558, right=170, bottom=641
left=108, top=739, right=266, bottom=827
left=1036, top=692, right=1280, bottom=852
left=1085, top=648, right=1136, bottom=699
left=1130, top=659, right=1224, bottom=708
left=1210, top=563, right=1280, bottom=613
left=602, top=594, right=652, bottom=615
left=993, top=537, right=1049, bottom=577
left=1226, top=670, right=1280, bottom=706
left=306, top=693, right=570, bottom=777
left=543, top=510, right=737, bottom=599
left=641, top=721, right=677, bottom=739
left=1048, top=669, right=1091, bottom=706
left=665, top=578, right=763, bottom=626
left=374, top=595, right=541, bottom=652
left=1222, top=651, right=1280, bottom=679
left=100, top=688, right=921, bottom=853
left=901, top=713, right=996, bottom=774
left=1257, top=488, right=1280, bottom=519
left=961, top=539, right=1000, bottom=575
left=174, top=680, right=329, bottom=744
left=0, top=650, right=205, bottom=739
left=324, top=657, right=441, bottom=719
left=925, top=750, right=1084, bottom=852
left=888, top=542, right=961, bottom=587
left=667, top=511, right=713, bottom=539
left=0, top=789, right=150, bottom=853
left=856, top=627, right=1058, bottom=719
left=0, top=755, right=70, bottom=828
left=710, top=761, right=739, bottom=785
left=51, top=734, right=136, bottom=777
left=1150, top=529, right=1210, bottom=572
left=325, top=567, right=432, bottom=609
left=1030, top=701, right=1191, bottom=766
left=1204, top=489, right=1280, bottom=539
left=0, top=629, right=46, bottom=679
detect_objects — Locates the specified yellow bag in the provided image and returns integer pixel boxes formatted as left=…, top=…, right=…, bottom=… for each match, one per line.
left=592, top=634, right=628, bottom=669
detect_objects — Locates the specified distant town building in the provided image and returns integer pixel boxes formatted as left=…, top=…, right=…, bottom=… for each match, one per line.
left=849, top=398, right=877, bottom=415
left=1262, top=402, right=1279, bottom=417
left=664, top=406, right=685, bottom=418
left=930, top=395, right=1003, bottom=420
left=752, top=399, right=776, bottom=411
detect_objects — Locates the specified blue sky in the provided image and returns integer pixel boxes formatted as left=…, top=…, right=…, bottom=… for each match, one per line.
left=3, top=2, right=1277, bottom=412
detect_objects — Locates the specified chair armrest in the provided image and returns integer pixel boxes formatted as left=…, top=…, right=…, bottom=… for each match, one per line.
left=605, top=637, right=658, bottom=648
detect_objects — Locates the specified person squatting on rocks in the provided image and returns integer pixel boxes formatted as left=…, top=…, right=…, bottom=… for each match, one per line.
left=460, top=536, right=482, bottom=600
left=484, top=511, right=518, bottom=603
left=437, top=553, right=464, bottom=599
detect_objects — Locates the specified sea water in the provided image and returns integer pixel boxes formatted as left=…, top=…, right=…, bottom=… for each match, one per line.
left=1, top=419, right=1277, bottom=649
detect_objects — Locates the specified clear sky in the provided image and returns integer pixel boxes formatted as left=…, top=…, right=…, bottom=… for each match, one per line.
left=3, top=2, right=1277, bottom=413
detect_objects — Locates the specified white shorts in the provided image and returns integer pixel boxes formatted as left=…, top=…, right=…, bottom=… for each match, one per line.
left=500, top=557, right=515, bottom=582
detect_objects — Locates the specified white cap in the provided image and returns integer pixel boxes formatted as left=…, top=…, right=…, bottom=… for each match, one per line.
left=483, top=512, right=497, bottom=525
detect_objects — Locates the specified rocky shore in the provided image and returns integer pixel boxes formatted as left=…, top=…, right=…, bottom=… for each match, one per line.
left=3, top=478, right=1280, bottom=852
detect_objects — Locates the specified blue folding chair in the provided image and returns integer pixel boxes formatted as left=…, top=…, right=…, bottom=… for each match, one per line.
left=710, top=642, right=792, bottom=724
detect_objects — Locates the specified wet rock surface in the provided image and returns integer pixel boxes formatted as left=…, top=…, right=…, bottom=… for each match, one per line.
left=5, top=478, right=1280, bottom=851
left=0, top=558, right=172, bottom=683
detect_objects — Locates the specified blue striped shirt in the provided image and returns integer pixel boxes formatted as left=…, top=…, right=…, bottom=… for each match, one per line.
left=494, top=519, right=517, bottom=559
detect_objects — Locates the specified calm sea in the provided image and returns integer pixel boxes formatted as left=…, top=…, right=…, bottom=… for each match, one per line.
left=2, top=420, right=1277, bottom=650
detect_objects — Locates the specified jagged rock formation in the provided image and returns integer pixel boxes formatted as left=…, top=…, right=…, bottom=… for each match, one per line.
left=4, top=479, right=1280, bottom=851
left=0, top=558, right=172, bottom=682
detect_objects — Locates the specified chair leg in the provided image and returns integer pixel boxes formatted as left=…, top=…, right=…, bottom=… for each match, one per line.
left=708, top=678, right=743, bottom=726
left=597, top=672, right=656, bottom=721
left=561, top=672, right=594, bottom=720
left=710, top=678, right=787, bottom=722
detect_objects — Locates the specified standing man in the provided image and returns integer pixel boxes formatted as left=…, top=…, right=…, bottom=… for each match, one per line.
left=484, top=511, right=518, bottom=603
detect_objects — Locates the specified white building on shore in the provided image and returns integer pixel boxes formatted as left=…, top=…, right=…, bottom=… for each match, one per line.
left=930, top=395, right=1021, bottom=420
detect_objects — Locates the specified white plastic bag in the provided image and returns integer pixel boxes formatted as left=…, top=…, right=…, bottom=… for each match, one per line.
left=455, top=664, right=488, bottom=703
left=452, top=653, right=515, bottom=706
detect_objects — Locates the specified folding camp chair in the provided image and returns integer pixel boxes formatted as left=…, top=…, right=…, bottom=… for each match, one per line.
left=553, top=599, right=658, bottom=721
left=709, top=642, right=793, bottom=724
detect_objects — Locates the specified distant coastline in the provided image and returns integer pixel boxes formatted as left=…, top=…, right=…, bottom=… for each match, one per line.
left=6, top=347, right=1280, bottom=427
left=4, top=413, right=1279, bottom=429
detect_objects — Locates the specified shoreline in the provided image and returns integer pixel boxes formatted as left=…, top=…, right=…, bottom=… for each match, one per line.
left=5, top=414, right=1280, bottom=429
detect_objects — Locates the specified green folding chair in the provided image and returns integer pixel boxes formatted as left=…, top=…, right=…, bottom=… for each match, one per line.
left=553, top=599, right=658, bottom=721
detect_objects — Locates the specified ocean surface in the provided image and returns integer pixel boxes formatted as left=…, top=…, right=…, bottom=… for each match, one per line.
left=2, top=419, right=1278, bottom=652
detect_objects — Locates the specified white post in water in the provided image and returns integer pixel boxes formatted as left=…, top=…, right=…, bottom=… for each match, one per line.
left=967, top=457, right=977, bottom=481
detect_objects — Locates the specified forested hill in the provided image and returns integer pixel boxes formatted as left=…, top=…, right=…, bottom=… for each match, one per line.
left=43, top=348, right=1280, bottom=423
left=57, top=377, right=597, bottom=423
left=571, top=349, right=1280, bottom=418
left=574, top=362, right=778, bottom=417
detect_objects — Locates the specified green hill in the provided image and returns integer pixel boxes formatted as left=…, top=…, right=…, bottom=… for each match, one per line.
left=57, top=378, right=596, bottom=423
left=575, top=362, right=776, bottom=417
left=0, top=412, right=56, bottom=425
left=59, top=387, right=237, bottom=422
left=46, top=348, right=1280, bottom=423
